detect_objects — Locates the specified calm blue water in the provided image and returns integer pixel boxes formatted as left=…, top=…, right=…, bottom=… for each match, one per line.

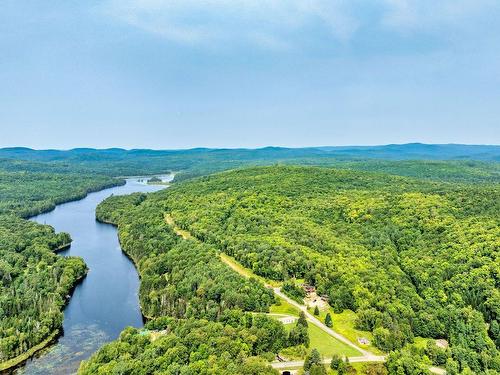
left=17, top=177, right=171, bottom=374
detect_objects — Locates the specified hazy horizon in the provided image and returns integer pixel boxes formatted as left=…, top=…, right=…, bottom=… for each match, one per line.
left=1, top=142, right=499, bottom=153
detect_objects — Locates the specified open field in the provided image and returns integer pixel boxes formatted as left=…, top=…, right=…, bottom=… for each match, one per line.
left=270, top=297, right=301, bottom=316
left=310, top=307, right=383, bottom=355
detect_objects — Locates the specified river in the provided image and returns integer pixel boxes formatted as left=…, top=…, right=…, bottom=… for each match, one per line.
left=16, top=177, right=172, bottom=374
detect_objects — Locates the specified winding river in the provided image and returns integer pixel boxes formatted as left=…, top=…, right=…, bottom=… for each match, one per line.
left=17, top=177, right=172, bottom=374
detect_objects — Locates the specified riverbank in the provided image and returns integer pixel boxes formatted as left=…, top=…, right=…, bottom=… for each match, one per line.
left=95, top=215, right=153, bottom=322
left=0, top=331, right=59, bottom=373
left=0, top=179, right=125, bottom=373
left=54, top=242, right=72, bottom=252
left=15, top=177, right=170, bottom=374
left=0, top=267, right=88, bottom=374
left=22, top=178, right=125, bottom=220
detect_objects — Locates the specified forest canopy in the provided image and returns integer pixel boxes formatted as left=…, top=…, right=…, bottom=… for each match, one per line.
left=1, top=150, right=499, bottom=374
left=91, top=165, right=499, bottom=373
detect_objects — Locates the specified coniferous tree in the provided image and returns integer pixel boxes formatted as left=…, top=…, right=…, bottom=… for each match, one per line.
left=304, top=348, right=322, bottom=372
left=298, top=311, right=308, bottom=327
left=325, top=313, right=333, bottom=327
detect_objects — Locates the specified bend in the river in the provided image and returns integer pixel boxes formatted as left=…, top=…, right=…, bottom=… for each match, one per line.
left=16, top=177, right=172, bottom=375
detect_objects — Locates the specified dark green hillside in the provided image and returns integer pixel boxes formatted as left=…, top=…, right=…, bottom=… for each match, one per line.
left=0, top=169, right=122, bottom=217
left=95, top=193, right=275, bottom=320
left=0, top=216, right=87, bottom=365
left=99, top=165, right=499, bottom=373
left=79, top=316, right=280, bottom=375
left=2, top=144, right=499, bottom=164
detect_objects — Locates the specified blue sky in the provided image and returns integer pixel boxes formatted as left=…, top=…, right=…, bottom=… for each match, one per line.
left=1, top=0, right=499, bottom=149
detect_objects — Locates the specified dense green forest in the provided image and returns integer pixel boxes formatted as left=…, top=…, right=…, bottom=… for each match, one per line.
left=96, top=193, right=275, bottom=319
left=0, top=216, right=86, bottom=363
left=0, top=168, right=122, bottom=218
left=80, top=314, right=284, bottom=374
left=84, top=192, right=306, bottom=372
left=1, top=148, right=499, bottom=373
left=0, top=167, right=121, bottom=366
left=90, top=165, right=499, bottom=374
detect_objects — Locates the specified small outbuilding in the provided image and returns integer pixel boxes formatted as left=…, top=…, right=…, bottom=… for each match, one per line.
left=436, top=339, right=449, bottom=349
left=358, top=337, right=370, bottom=345
left=278, top=316, right=297, bottom=325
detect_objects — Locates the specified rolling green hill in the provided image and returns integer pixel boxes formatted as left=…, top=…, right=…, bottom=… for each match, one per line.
left=89, top=165, right=499, bottom=373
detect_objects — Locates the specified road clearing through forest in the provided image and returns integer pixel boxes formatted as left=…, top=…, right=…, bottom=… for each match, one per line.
left=271, top=287, right=381, bottom=359
left=164, top=214, right=377, bottom=358
left=164, top=213, right=447, bottom=374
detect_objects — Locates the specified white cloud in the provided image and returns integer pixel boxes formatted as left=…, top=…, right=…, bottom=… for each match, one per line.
left=98, top=0, right=500, bottom=50
left=99, top=0, right=360, bottom=49
left=381, top=0, right=498, bottom=31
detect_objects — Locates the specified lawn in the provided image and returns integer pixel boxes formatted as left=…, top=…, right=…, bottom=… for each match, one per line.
left=311, top=307, right=384, bottom=355
left=328, top=362, right=387, bottom=374
left=281, top=321, right=361, bottom=358
left=270, top=296, right=300, bottom=316
left=308, top=324, right=361, bottom=357
left=277, top=362, right=386, bottom=375
left=413, top=337, right=430, bottom=349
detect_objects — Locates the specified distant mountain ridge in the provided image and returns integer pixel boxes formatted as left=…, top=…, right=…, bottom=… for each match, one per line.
left=1, top=143, right=499, bottom=161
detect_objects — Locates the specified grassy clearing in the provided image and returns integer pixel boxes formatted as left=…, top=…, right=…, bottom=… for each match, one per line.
left=270, top=296, right=300, bottom=316
left=219, top=253, right=281, bottom=287
left=309, top=324, right=361, bottom=357
left=327, top=362, right=387, bottom=374
left=219, top=253, right=256, bottom=279
left=276, top=362, right=385, bottom=375
left=281, top=322, right=361, bottom=358
left=413, top=337, right=430, bottom=349
left=310, top=307, right=383, bottom=355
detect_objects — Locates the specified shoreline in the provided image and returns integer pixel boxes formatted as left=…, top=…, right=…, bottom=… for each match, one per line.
left=23, top=178, right=126, bottom=220
left=0, top=179, right=126, bottom=373
left=0, top=331, right=59, bottom=373
left=95, top=182, right=171, bottom=324
left=96, top=216, right=152, bottom=323
left=0, top=269, right=88, bottom=374
left=54, top=242, right=72, bottom=252
left=4, top=175, right=173, bottom=373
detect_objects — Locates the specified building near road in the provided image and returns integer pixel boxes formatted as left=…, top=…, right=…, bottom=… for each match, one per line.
left=278, top=316, right=297, bottom=324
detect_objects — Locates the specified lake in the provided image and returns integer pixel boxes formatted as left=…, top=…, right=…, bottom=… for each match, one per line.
left=17, top=177, right=171, bottom=374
